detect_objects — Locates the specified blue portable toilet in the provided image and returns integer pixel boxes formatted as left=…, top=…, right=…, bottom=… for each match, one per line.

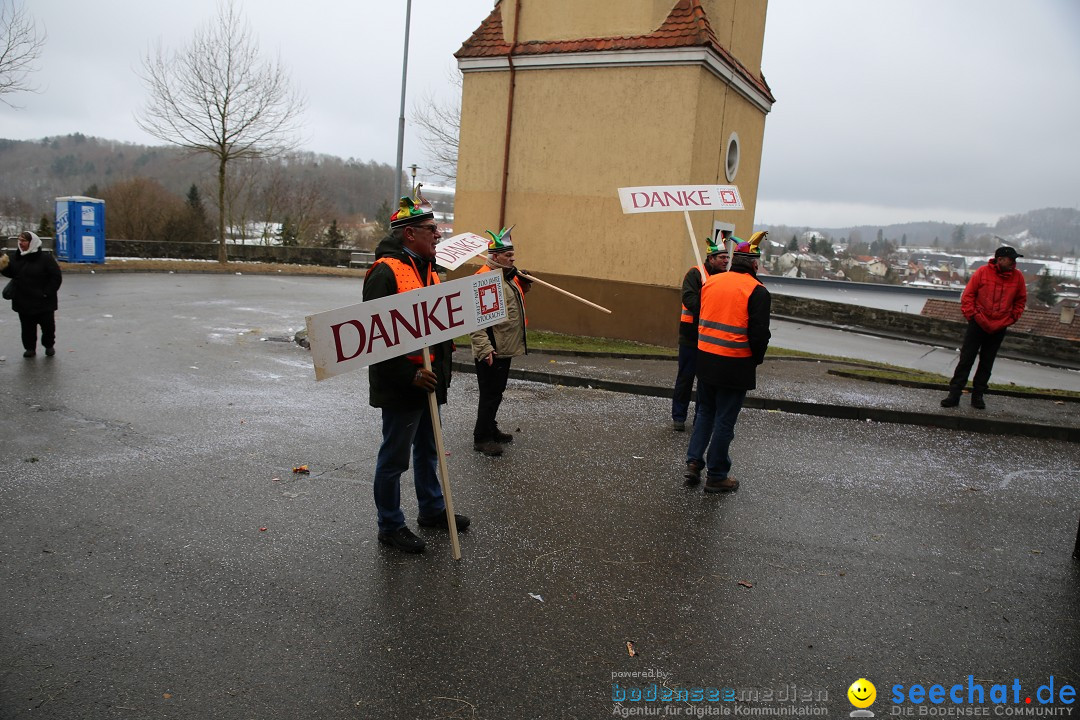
left=55, top=196, right=106, bottom=263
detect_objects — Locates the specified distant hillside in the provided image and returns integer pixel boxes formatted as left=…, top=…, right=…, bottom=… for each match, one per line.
left=0, top=133, right=397, bottom=232
left=762, top=208, right=1080, bottom=256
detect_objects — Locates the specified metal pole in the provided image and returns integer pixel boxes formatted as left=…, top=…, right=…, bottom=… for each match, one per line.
left=393, top=0, right=412, bottom=203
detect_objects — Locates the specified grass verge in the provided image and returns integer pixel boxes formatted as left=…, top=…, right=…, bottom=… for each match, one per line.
left=456, top=332, right=1079, bottom=399
left=833, top=367, right=1080, bottom=399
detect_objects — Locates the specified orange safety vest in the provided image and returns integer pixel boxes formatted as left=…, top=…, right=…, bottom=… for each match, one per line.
left=697, top=271, right=761, bottom=358
left=680, top=266, right=706, bottom=324
left=476, top=264, right=527, bottom=325
left=367, top=256, right=439, bottom=366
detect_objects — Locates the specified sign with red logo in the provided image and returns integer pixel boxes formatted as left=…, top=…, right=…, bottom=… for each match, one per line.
left=305, top=270, right=506, bottom=381
left=617, top=184, right=744, bottom=214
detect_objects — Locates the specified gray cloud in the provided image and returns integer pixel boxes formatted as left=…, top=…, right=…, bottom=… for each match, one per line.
left=4, top=0, right=1078, bottom=227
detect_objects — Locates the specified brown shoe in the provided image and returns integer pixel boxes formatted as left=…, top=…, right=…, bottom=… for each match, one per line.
left=473, top=440, right=503, bottom=457
left=683, top=461, right=704, bottom=485
left=704, top=476, right=739, bottom=493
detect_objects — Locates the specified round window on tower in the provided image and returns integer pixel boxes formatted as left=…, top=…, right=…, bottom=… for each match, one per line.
left=725, top=132, right=740, bottom=182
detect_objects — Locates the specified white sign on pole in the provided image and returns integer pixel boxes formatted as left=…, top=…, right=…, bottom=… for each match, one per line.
left=617, top=185, right=743, bottom=214
left=305, top=270, right=506, bottom=381
left=435, top=232, right=490, bottom=270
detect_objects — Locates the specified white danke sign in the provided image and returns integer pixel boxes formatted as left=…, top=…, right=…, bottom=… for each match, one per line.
left=435, top=233, right=490, bottom=271
left=618, top=184, right=744, bottom=214
left=306, top=270, right=506, bottom=381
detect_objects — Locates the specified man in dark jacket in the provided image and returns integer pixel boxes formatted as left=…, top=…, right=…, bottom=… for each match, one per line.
left=362, top=189, right=469, bottom=553
left=0, top=231, right=63, bottom=358
left=941, top=246, right=1027, bottom=410
left=684, top=232, right=771, bottom=493
left=672, top=234, right=729, bottom=431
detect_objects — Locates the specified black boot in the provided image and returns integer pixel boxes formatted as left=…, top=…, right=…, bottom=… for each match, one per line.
left=940, top=391, right=961, bottom=408
left=971, top=392, right=986, bottom=410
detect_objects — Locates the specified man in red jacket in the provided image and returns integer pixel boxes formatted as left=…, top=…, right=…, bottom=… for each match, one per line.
left=941, top=246, right=1027, bottom=410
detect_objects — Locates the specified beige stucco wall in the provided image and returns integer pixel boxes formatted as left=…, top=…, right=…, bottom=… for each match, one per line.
left=503, top=0, right=675, bottom=43
left=455, top=0, right=770, bottom=341
left=456, top=62, right=764, bottom=288
left=701, top=0, right=768, bottom=77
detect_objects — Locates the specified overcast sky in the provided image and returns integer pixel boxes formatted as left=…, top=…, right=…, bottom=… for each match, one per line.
left=4, top=0, right=1079, bottom=228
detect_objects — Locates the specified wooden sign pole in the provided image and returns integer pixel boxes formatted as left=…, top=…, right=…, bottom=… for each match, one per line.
left=423, top=350, right=461, bottom=561
left=519, top=273, right=612, bottom=314
left=484, top=258, right=613, bottom=314
left=683, top=210, right=706, bottom=281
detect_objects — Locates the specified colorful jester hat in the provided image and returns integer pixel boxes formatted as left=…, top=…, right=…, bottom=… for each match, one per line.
left=733, top=230, right=767, bottom=258
left=706, top=236, right=724, bottom=256
left=485, top=224, right=515, bottom=252
left=389, top=183, right=435, bottom=229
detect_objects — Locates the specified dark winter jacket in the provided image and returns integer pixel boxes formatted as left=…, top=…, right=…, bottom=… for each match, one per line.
left=679, top=265, right=718, bottom=347
left=960, top=260, right=1027, bottom=335
left=362, top=246, right=453, bottom=409
left=695, top=265, right=771, bottom=391
left=1, top=248, right=63, bottom=315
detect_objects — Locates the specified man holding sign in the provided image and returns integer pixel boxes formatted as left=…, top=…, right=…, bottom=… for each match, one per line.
left=362, top=189, right=471, bottom=553
left=469, top=226, right=532, bottom=456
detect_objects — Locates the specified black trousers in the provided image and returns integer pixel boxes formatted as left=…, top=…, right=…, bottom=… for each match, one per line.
left=474, top=357, right=512, bottom=442
left=19, top=311, right=56, bottom=352
left=949, top=320, right=1006, bottom=393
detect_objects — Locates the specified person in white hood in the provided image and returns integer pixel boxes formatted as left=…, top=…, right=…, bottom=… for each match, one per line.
left=0, top=231, right=63, bottom=357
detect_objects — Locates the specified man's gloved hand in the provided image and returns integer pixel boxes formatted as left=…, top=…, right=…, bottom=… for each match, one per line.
left=412, top=368, right=438, bottom=392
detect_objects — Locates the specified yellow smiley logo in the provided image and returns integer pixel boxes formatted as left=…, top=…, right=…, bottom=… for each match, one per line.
left=848, top=678, right=876, bottom=709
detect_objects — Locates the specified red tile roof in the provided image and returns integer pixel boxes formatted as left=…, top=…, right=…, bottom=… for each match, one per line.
left=455, top=0, right=774, bottom=102
left=922, top=298, right=1080, bottom=342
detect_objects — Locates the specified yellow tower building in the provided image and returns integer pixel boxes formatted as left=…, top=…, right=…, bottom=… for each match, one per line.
left=454, top=0, right=774, bottom=344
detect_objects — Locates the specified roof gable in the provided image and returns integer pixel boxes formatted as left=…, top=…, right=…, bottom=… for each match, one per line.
left=455, top=0, right=774, bottom=102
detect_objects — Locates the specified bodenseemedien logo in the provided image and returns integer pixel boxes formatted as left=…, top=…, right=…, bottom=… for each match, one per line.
left=849, top=679, right=878, bottom=718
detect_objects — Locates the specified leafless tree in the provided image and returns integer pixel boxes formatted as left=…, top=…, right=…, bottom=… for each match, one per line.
left=410, top=68, right=461, bottom=184
left=0, top=0, right=46, bottom=108
left=136, top=0, right=305, bottom=263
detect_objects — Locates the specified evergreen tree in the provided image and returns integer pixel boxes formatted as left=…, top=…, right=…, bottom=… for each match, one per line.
left=808, top=237, right=818, bottom=254
left=37, top=214, right=54, bottom=237
left=1035, top=269, right=1057, bottom=305
left=787, top=234, right=798, bottom=252
left=185, top=184, right=212, bottom=242
left=325, top=219, right=345, bottom=248
left=374, top=200, right=393, bottom=236
left=951, top=224, right=967, bottom=247
left=277, top=216, right=299, bottom=247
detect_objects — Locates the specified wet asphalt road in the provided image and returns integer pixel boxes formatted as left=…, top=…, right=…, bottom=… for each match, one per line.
left=1, top=274, right=1078, bottom=719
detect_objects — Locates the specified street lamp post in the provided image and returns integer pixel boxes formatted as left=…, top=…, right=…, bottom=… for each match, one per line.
left=393, top=0, right=413, bottom=202
left=408, top=164, right=419, bottom=191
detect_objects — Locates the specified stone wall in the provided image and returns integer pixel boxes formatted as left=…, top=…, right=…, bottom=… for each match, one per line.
left=771, top=294, right=1079, bottom=363
left=104, top=239, right=354, bottom=267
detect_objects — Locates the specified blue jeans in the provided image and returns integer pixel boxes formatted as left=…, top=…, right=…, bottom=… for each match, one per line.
left=671, top=343, right=697, bottom=423
left=686, top=378, right=746, bottom=480
left=373, top=405, right=446, bottom=531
